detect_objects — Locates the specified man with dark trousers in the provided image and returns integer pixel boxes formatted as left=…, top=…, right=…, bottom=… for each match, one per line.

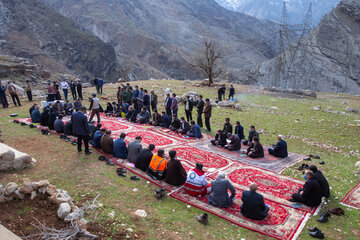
left=197, top=95, right=204, bottom=128
left=289, top=170, right=322, bottom=207
left=203, top=98, right=212, bottom=132
left=76, top=81, right=83, bottom=100
left=164, top=93, right=172, bottom=117
left=184, top=95, right=193, bottom=122
left=71, top=106, right=92, bottom=154
left=268, top=135, right=288, bottom=158
left=241, top=183, right=269, bottom=220
left=70, top=81, right=77, bottom=100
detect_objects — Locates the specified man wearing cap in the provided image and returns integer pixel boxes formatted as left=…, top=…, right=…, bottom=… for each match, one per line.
left=268, top=135, right=288, bottom=158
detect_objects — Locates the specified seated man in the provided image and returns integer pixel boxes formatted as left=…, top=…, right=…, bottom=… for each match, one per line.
left=243, top=125, right=259, bottom=146
left=54, top=114, right=65, bottom=133
left=241, top=183, right=269, bottom=220
left=128, top=136, right=142, bottom=163
left=40, top=108, right=51, bottom=126
left=289, top=170, right=322, bottom=207
left=234, top=121, right=245, bottom=140
left=187, top=120, right=202, bottom=138
left=223, top=117, right=233, bottom=136
left=101, top=130, right=114, bottom=154
left=137, top=107, right=150, bottom=124
left=31, top=105, right=41, bottom=123
left=74, top=98, right=82, bottom=112
left=247, top=137, right=264, bottom=158
left=309, top=165, right=330, bottom=198
left=225, top=133, right=241, bottom=151
left=161, top=111, right=172, bottom=128
left=135, top=144, right=155, bottom=172
left=209, top=172, right=236, bottom=208
left=48, top=112, right=57, bottom=130
left=53, top=100, right=64, bottom=115
left=64, top=120, right=73, bottom=136
left=170, top=115, right=181, bottom=131
left=211, top=129, right=227, bottom=147
left=90, top=123, right=102, bottom=141
left=126, top=106, right=137, bottom=122
left=64, top=100, right=73, bottom=116
left=268, top=135, right=288, bottom=158
left=113, top=133, right=128, bottom=159
left=165, top=150, right=187, bottom=186
left=177, top=117, right=191, bottom=134
left=29, top=103, right=38, bottom=116
left=147, top=149, right=167, bottom=180
left=93, top=128, right=106, bottom=149
left=184, top=163, right=211, bottom=197
left=149, top=109, right=162, bottom=126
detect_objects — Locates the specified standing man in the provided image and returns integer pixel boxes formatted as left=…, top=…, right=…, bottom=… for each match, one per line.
left=203, top=98, right=212, bottom=132
left=184, top=95, right=193, bottom=122
left=229, top=85, right=235, bottom=100
left=116, top=87, right=122, bottom=105
left=197, top=95, right=204, bottom=128
left=171, top=93, right=178, bottom=117
left=164, top=93, right=172, bottom=117
left=54, top=81, right=61, bottom=100
left=150, top=90, right=158, bottom=112
left=0, top=82, right=9, bottom=108
left=76, top=81, right=83, bottom=100
left=217, top=87, right=223, bottom=102
left=93, top=76, right=99, bottom=93
left=71, top=106, right=92, bottom=154
left=223, top=118, right=233, bottom=136
left=89, top=93, right=100, bottom=124
left=7, top=81, right=21, bottom=107
left=97, top=78, right=104, bottom=94
left=143, top=90, right=151, bottom=114
left=221, top=84, right=226, bottom=100
left=61, top=80, right=69, bottom=100
left=25, top=80, right=32, bottom=102
left=70, top=81, right=77, bottom=100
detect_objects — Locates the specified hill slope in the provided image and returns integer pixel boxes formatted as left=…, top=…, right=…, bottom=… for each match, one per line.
left=247, top=0, right=360, bottom=95
left=42, top=0, right=279, bottom=81
left=0, top=0, right=118, bottom=81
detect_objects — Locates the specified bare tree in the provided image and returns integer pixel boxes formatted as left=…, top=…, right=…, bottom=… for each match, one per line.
left=117, top=62, right=132, bottom=82
left=191, top=40, right=224, bottom=86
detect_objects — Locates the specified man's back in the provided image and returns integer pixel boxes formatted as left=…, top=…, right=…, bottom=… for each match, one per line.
left=314, top=171, right=330, bottom=198
left=101, top=134, right=113, bottom=154
left=113, top=138, right=128, bottom=159
left=302, top=177, right=322, bottom=206
left=72, top=111, right=89, bottom=136
left=31, top=109, right=40, bottom=123
left=241, top=191, right=267, bottom=220
left=274, top=140, right=288, bottom=158
left=209, top=178, right=235, bottom=208
left=93, top=131, right=103, bottom=148
left=54, top=119, right=64, bottom=133
left=128, top=141, right=142, bottom=163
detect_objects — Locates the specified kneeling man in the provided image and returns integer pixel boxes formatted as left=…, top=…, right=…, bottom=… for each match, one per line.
left=208, top=172, right=236, bottom=208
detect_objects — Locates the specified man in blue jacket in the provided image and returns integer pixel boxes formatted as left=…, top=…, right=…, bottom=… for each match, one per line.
left=31, top=105, right=41, bottom=123
left=234, top=121, right=245, bottom=140
left=97, top=78, right=104, bottom=94
left=268, top=135, right=288, bottom=158
left=113, top=133, right=128, bottom=159
left=187, top=120, right=202, bottom=138
left=241, top=183, right=269, bottom=220
left=161, top=111, right=172, bottom=128
left=71, top=106, right=92, bottom=154
left=93, top=128, right=106, bottom=149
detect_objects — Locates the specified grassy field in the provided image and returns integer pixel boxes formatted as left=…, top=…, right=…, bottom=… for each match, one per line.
left=1, top=80, right=359, bottom=240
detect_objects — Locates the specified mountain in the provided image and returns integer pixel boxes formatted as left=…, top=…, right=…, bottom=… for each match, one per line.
left=42, top=0, right=279, bottom=82
left=215, top=0, right=341, bottom=26
left=247, top=0, right=360, bottom=95
left=0, top=0, right=118, bottom=81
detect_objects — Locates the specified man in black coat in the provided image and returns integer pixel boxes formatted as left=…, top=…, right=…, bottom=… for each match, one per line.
left=177, top=117, right=191, bottom=134
left=290, top=171, right=322, bottom=207
left=197, top=95, right=204, bottom=128
left=40, top=108, right=51, bottom=126
left=243, top=125, right=260, bottom=146
left=135, top=144, right=155, bottom=172
left=268, top=135, right=288, bottom=158
left=76, top=81, right=83, bottom=100
left=247, top=137, right=264, bottom=158
left=126, top=106, right=137, bottom=122
left=225, top=133, right=241, bottom=151
left=164, top=93, right=172, bottom=117
left=309, top=165, right=330, bottom=198
left=71, top=106, right=91, bottom=154
left=223, top=118, right=233, bottom=136
left=211, top=129, right=227, bottom=147
left=241, top=183, right=269, bottom=220
left=170, top=115, right=181, bottom=131
left=184, top=95, right=193, bottom=122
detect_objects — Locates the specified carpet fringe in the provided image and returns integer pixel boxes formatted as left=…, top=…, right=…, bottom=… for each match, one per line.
left=292, top=213, right=310, bottom=240
left=340, top=202, right=360, bottom=210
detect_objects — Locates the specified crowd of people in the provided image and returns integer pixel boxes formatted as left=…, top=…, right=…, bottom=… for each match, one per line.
left=24, top=79, right=330, bottom=220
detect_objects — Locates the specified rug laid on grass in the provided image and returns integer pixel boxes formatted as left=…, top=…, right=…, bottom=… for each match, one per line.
left=14, top=115, right=312, bottom=240
left=341, top=182, right=360, bottom=209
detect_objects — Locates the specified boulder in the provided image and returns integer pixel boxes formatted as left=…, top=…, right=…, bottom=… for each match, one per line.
left=37, top=179, right=50, bottom=188
left=134, top=209, right=147, bottom=218
left=163, top=88, right=172, bottom=97
left=218, top=100, right=235, bottom=108
left=201, top=79, right=209, bottom=86
left=181, top=91, right=199, bottom=101
left=53, top=189, right=72, bottom=204
left=57, top=202, right=71, bottom=219
left=313, top=106, right=321, bottom=110
left=14, top=189, right=25, bottom=200
left=235, top=104, right=242, bottom=111
left=19, top=178, right=33, bottom=194
left=12, top=157, right=24, bottom=170
left=0, top=184, right=4, bottom=195
left=64, top=210, right=84, bottom=223
left=38, top=187, right=47, bottom=194
left=4, top=182, right=18, bottom=196
left=346, top=107, right=360, bottom=114
left=0, top=160, right=13, bottom=171
left=46, top=184, right=57, bottom=196
left=30, top=191, right=37, bottom=200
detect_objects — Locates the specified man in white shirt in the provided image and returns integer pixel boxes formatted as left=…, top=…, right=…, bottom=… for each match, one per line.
left=89, top=93, right=101, bottom=124
left=61, top=80, right=69, bottom=100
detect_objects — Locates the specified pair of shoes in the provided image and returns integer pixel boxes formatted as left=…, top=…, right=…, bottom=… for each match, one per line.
left=308, top=227, right=325, bottom=239
left=13, top=119, right=19, bottom=123
left=309, top=154, right=321, bottom=159
left=130, top=176, right=140, bottom=180
left=71, top=141, right=77, bottom=145
left=319, top=161, right=325, bottom=165
left=197, top=213, right=208, bottom=225
left=205, top=129, right=211, bottom=132
left=317, top=211, right=331, bottom=223
left=20, top=122, right=26, bottom=126
left=329, top=207, right=345, bottom=216
left=85, top=151, right=92, bottom=155
left=116, top=168, right=127, bottom=177
left=10, top=113, right=18, bottom=117
left=29, top=124, right=35, bottom=128
left=303, top=157, right=311, bottom=161
left=98, top=155, right=107, bottom=161
left=78, top=149, right=82, bottom=152
left=106, top=159, right=114, bottom=165
left=154, top=188, right=166, bottom=199
left=296, top=164, right=309, bottom=170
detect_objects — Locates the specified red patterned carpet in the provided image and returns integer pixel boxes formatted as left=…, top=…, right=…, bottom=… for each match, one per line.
left=341, top=182, right=360, bottom=209
left=15, top=115, right=312, bottom=240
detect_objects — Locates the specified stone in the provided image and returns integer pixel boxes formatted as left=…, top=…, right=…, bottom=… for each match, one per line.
left=134, top=209, right=147, bottom=218
left=30, top=191, right=37, bottom=200
left=37, top=179, right=50, bottom=188
left=0, top=184, right=3, bottom=195
left=14, top=189, right=25, bottom=200
left=19, top=178, right=33, bottom=194
left=355, top=161, right=360, bottom=168
left=78, top=218, right=88, bottom=230
left=12, top=158, right=24, bottom=170
left=162, top=88, right=172, bottom=97
left=346, top=107, right=360, bottom=114
left=57, top=202, right=71, bottom=219
left=38, top=187, right=47, bottom=194
left=0, top=160, right=13, bottom=171
left=53, top=189, right=72, bottom=204
left=183, top=80, right=191, bottom=85
left=218, top=100, right=235, bottom=108
left=46, top=184, right=57, bottom=196
left=4, top=182, right=18, bottom=196
left=201, top=79, right=209, bottom=86
left=181, top=91, right=199, bottom=100
left=313, top=106, right=321, bottom=110
left=0, top=195, right=7, bottom=203
left=64, top=211, right=83, bottom=223
left=235, top=104, right=242, bottom=111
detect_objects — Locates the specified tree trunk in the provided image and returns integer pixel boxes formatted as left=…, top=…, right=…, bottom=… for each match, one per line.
left=208, top=74, right=213, bottom=87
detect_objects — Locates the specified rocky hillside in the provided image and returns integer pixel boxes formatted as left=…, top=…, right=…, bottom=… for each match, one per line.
left=0, top=0, right=118, bottom=82
left=215, top=0, right=341, bottom=26
left=42, top=0, right=278, bottom=82
left=246, top=0, right=360, bottom=95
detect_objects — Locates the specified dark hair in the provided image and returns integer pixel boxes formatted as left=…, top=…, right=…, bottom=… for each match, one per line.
left=120, top=133, right=126, bottom=139
left=144, top=89, right=148, bottom=93
left=106, top=130, right=111, bottom=135
left=180, top=117, right=185, bottom=120
left=172, top=114, right=176, bottom=118
left=153, top=109, right=158, bottom=113
left=169, top=150, right=176, bottom=159
left=172, top=93, right=176, bottom=97
left=149, top=144, right=155, bottom=151
left=225, top=118, right=230, bottom=122
left=236, top=121, right=240, bottom=124
left=100, top=128, right=106, bottom=132
left=205, top=98, right=210, bottom=102
left=80, top=106, right=87, bottom=112
left=161, top=111, right=166, bottom=114
left=253, top=137, right=259, bottom=142
left=227, top=133, right=232, bottom=137
left=158, top=149, right=165, bottom=157
left=135, top=136, right=142, bottom=140
left=309, top=165, right=318, bottom=172
left=196, top=162, right=203, bottom=171
left=190, top=120, right=195, bottom=125
left=142, top=107, right=146, bottom=110
left=251, top=125, right=255, bottom=129
left=58, top=114, right=63, bottom=119
left=96, top=123, right=102, bottom=128
left=199, top=95, right=203, bottom=99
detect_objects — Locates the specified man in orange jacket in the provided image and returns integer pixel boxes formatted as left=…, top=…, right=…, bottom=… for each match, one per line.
left=147, top=149, right=167, bottom=180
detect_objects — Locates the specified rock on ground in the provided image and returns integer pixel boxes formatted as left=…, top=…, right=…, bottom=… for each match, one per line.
left=57, top=202, right=71, bottom=219
left=4, top=182, right=18, bottom=196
